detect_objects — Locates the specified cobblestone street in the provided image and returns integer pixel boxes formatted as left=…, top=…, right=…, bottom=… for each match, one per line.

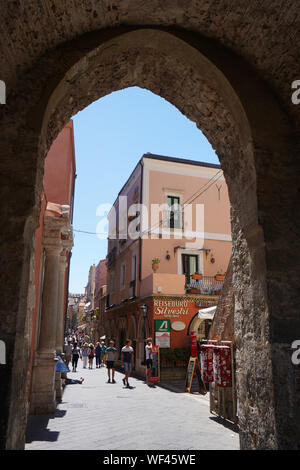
left=26, top=364, right=239, bottom=450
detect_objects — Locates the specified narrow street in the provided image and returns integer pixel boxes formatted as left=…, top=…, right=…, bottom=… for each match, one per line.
left=25, top=364, right=239, bottom=450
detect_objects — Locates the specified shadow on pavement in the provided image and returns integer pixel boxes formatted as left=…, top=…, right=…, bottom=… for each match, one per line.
left=209, top=415, right=239, bottom=434
left=25, top=409, right=66, bottom=443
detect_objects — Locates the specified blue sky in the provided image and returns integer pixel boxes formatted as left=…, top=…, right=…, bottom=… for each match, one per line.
left=69, top=86, right=218, bottom=293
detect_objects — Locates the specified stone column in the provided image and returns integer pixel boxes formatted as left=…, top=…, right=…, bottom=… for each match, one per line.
left=38, top=245, right=61, bottom=355
left=56, top=252, right=68, bottom=355
left=55, top=251, right=68, bottom=401
left=30, top=213, right=63, bottom=415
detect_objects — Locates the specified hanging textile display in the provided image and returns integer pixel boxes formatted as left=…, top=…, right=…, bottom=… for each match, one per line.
left=213, top=345, right=232, bottom=387
left=200, top=344, right=214, bottom=383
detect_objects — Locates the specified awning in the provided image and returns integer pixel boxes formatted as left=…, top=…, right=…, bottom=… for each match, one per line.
left=197, top=306, right=216, bottom=320
left=100, top=335, right=106, bottom=340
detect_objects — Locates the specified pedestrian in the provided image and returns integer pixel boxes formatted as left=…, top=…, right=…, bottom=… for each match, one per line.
left=121, top=339, right=134, bottom=389
left=100, top=341, right=107, bottom=367
left=95, top=342, right=102, bottom=368
left=71, top=342, right=80, bottom=372
left=64, top=339, right=73, bottom=368
left=88, top=343, right=95, bottom=369
left=81, top=342, right=89, bottom=369
left=61, top=371, right=84, bottom=385
left=145, top=337, right=153, bottom=385
left=105, top=340, right=117, bottom=383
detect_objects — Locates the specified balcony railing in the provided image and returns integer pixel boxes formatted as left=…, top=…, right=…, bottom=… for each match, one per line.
left=185, top=275, right=225, bottom=295
left=106, top=247, right=117, bottom=267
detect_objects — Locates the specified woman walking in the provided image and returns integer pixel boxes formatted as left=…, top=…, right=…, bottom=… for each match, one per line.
left=71, top=342, right=81, bottom=372
left=145, top=337, right=153, bottom=385
left=81, top=342, right=89, bottom=369
left=88, top=343, right=95, bottom=369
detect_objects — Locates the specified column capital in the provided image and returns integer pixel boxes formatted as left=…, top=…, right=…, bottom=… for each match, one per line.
left=43, top=204, right=73, bottom=253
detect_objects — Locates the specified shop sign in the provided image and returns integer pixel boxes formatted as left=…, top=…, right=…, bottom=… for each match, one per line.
left=191, top=331, right=198, bottom=357
left=155, top=331, right=170, bottom=348
left=155, top=319, right=170, bottom=332
left=184, top=356, right=206, bottom=393
left=154, top=299, right=189, bottom=318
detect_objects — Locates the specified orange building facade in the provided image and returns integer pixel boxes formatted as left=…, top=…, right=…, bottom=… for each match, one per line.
left=105, top=154, right=231, bottom=376
left=28, top=121, right=76, bottom=413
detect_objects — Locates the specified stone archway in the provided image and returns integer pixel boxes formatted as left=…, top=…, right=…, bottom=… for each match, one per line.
left=0, top=11, right=299, bottom=450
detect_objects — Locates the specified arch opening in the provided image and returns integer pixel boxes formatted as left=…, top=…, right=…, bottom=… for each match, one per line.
left=2, top=26, right=297, bottom=451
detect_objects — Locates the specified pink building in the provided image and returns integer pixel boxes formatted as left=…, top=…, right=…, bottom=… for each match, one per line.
left=94, top=259, right=107, bottom=338
left=29, top=121, right=76, bottom=413
left=105, top=154, right=232, bottom=377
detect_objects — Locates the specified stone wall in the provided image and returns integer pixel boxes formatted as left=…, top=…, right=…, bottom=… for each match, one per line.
left=0, top=2, right=299, bottom=449
left=209, top=259, right=234, bottom=342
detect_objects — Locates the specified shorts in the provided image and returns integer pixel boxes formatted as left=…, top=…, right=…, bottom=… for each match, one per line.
left=88, top=355, right=94, bottom=360
left=107, top=361, right=115, bottom=369
left=123, top=362, right=132, bottom=372
left=146, top=359, right=153, bottom=369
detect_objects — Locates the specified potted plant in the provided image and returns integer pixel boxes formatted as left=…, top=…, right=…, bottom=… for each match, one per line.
left=215, top=272, right=225, bottom=281
left=152, top=258, right=160, bottom=273
left=192, top=272, right=202, bottom=280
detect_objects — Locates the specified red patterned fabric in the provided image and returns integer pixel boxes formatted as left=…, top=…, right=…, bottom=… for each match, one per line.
left=213, top=345, right=232, bottom=387
left=200, top=345, right=214, bottom=382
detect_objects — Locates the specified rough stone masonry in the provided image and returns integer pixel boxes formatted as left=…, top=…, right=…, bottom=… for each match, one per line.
left=0, top=1, right=299, bottom=450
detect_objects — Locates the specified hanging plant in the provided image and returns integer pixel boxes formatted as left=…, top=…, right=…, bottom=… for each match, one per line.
left=152, top=258, right=160, bottom=273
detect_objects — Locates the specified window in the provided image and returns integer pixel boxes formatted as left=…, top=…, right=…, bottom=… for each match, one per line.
left=167, top=195, right=181, bottom=229
left=130, top=254, right=137, bottom=297
left=110, top=272, right=115, bottom=293
left=182, top=254, right=198, bottom=283
left=120, top=263, right=126, bottom=290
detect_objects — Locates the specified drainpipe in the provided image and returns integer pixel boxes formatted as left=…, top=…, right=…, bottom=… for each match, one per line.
left=139, top=160, right=144, bottom=284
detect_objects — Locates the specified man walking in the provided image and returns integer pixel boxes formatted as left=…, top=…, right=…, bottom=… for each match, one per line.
left=121, top=339, right=134, bottom=389
left=105, top=340, right=117, bottom=383
left=95, top=342, right=102, bottom=368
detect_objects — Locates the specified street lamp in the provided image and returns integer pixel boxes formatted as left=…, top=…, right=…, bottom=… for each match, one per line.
left=140, top=304, right=148, bottom=318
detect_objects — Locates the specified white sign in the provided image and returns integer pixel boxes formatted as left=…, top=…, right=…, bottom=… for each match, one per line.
left=171, top=321, right=186, bottom=331
left=155, top=332, right=170, bottom=348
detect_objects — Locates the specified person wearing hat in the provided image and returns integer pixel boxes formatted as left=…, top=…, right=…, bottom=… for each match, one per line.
left=100, top=341, right=107, bottom=367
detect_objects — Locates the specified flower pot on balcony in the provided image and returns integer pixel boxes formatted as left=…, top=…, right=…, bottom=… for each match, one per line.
left=192, top=273, right=202, bottom=280
left=152, top=258, right=160, bottom=273
left=215, top=274, right=225, bottom=281
left=152, top=263, right=159, bottom=273
left=190, top=288, right=201, bottom=294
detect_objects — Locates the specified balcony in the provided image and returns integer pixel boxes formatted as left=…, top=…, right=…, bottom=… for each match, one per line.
left=106, top=247, right=117, bottom=267
left=185, top=274, right=225, bottom=295
left=140, top=273, right=186, bottom=297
